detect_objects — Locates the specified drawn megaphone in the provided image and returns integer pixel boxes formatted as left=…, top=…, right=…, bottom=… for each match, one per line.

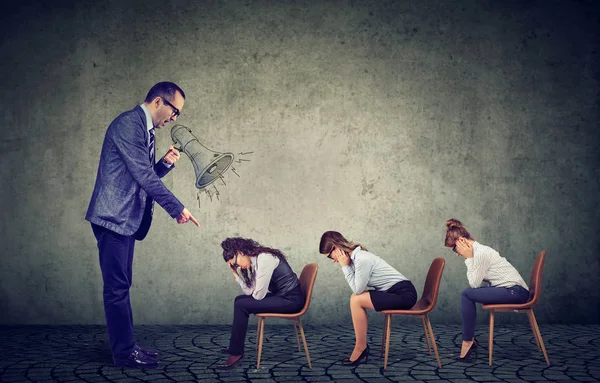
left=171, top=124, right=234, bottom=189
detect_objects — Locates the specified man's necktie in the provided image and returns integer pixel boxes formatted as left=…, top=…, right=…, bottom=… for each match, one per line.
left=137, top=128, right=156, bottom=240
left=149, top=128, right=155, bottom=164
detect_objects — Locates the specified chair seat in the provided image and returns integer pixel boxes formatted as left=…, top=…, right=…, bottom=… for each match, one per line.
left=381, top=299, right=432, bottom=315
left=482, top=301, right=534, bottom=311
left=380, top=309, right=429, bottom=316
left=256, top=312, right=302, bottom=319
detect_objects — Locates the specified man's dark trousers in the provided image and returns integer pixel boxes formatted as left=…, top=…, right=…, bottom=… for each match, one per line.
left=92, top=223, right=136, bottom=359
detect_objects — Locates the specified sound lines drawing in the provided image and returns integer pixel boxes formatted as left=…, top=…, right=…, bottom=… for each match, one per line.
left=170, top=124, right=253, bottom=208
left=194, top=150, right=253, bottom=208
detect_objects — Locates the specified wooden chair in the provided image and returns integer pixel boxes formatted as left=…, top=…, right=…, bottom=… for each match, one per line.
left=380, top=258, right=445, bottom=369
left=254, top=263, right=319, bottom=369
left=482, top=250, right=549, bottom=366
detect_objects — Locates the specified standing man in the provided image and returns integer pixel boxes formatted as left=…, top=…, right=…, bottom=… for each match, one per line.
left=86, top=82, right=199, bottom=368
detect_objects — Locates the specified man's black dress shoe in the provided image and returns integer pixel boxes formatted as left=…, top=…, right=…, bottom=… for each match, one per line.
left=114, top=349, right=159, bottom=369
left=215, top=354, right=244, bottom=370
left=135, top=344, right=159, bottom=358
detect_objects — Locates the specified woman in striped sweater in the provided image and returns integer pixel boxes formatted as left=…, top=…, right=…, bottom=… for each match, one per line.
left=445, top=219, right=529, bottom=361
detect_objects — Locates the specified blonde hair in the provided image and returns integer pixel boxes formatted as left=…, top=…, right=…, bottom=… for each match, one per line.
left=444, top=218, right=474, bottom=247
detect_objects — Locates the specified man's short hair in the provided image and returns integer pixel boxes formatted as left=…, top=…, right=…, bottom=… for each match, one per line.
left=144, top=82, right=186, bottom=103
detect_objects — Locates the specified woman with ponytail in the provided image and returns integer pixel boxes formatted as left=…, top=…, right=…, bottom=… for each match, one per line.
left=217, top=237, right=305, bottom=369
left=319, top=231, right=417, bottom=366
left=444, top=218, right=529, bottom=361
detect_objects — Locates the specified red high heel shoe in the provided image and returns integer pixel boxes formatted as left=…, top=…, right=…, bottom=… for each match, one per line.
left=216, top=354, right=244, bottom=370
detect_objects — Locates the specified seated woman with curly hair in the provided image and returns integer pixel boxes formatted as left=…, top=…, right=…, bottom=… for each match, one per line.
left=216, top=237, right=305, bottom=369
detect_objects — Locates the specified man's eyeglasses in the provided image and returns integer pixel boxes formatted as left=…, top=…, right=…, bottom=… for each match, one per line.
left=161, top=97, right=180, bottom=118
left=452, top=245, right=458, bottom=253
left=232, top=253, right=239, bottom=268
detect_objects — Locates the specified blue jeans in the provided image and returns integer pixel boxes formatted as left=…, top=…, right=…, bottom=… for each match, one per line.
left=461, top=285, right=529, bottom=341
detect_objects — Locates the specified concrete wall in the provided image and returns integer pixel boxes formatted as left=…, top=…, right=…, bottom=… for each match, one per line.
left=1, top=0, right=598, bottom=325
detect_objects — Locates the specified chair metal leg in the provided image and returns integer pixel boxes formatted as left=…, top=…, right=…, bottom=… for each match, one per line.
left=422, top=316, right=432, bottom=355
left=297, top=318, right=312, bottom=369
left=293, top=319, right=301, bottom=352
left=383, top=314, right=392, bottom=370
left=425, top=315, right=441, bottom=368
left=489, top=310, right=495, bottom=366
left=256, top=317, right=266, bottom=369
left=528, top=310, right=550, bottom=366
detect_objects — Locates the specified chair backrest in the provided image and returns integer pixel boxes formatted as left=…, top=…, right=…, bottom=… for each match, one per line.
left=296, top=263, right=319, bottom=316
left=413, top=258, right=445, bottom=312
left=526, top=250, right=546, bottom=306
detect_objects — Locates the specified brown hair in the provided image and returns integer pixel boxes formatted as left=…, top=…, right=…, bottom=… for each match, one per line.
left=444, top=218, right=474, bottom=247
left=319, top=231, right=368, bottom=256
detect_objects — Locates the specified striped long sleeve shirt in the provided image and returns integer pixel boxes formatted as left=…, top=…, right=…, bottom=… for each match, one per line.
left=465, top=242, right=528, bottom=290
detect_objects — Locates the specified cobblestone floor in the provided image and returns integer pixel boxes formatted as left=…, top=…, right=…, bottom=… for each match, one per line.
left=1, top=324, right=598, bottom=382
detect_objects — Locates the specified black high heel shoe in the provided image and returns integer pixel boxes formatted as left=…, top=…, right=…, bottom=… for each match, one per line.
left=342, top=346, right=370, bottom=366
left=456, top=339, right=478, bottom=362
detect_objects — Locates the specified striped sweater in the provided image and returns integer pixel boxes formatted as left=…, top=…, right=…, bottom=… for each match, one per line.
left=464, top=242, right=528, bottom=290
